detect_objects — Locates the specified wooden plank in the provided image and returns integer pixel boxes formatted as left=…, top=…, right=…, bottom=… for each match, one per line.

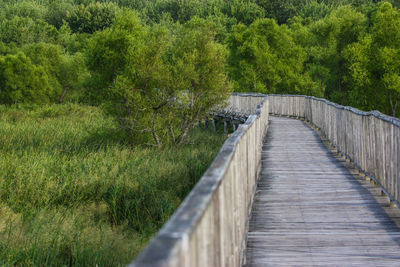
left=245, top=116, right=400, bottom=266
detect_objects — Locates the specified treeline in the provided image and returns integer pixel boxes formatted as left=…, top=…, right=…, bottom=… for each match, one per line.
left=230, top=1, right=400, bottom=117
left=0, top=0, right=231, bottom=146
left=0, top=0, right=399, bottom=144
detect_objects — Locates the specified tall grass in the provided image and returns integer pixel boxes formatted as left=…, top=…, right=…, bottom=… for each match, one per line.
left=0, top=103, right=227, bottom=266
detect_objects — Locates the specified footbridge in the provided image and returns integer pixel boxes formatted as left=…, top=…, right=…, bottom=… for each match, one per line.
left=132, top=94, right=400, bottom=266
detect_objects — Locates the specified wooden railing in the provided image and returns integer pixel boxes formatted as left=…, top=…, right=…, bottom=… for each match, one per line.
left=132, top=93, right=400, bottom=266
left=268, top=94, right=400, bottom=207
left=131, top=93, right=268, bottom=267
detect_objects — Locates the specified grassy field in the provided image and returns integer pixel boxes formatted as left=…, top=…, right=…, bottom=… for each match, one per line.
left=0, top=103, right=227, bottom=266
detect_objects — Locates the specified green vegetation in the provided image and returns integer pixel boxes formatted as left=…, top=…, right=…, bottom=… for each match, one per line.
left=0, top=0, right=399, bottom=118
left=86, top=13, right=230, bottom=145
left=1, top=0, right=400, bottom=265
left=0, top=103, right=227, bottom=265
left=224, top=2, right=400, bottom=117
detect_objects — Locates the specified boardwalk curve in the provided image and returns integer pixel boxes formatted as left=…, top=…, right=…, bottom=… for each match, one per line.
left=132, top=94, right=400, bottom=267
left=245, top=116, right=400, bottom=266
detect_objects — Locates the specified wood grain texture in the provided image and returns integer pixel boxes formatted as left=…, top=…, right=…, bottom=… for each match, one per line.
left=245, top=116, right=400, bottom=266
left=268, top=94, right=400, bottom=207
left=133, top=94, right=400, bottom=267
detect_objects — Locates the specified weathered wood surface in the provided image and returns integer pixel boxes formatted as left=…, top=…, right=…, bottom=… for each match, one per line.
left=228, top=93, right=266, bottom=115
left=245, top=116, right=400, bottom=266
left=132, top=93, right=400, bottom=267
left=132, top=95, right=268, bottom=267
left=268, top=94, right=400, bottom=207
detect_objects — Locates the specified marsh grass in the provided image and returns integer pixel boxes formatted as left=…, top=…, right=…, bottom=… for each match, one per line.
left=0, top=103, right=227, bottom=266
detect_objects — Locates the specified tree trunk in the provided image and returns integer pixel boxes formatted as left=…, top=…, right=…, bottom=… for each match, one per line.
left=59, top=88, right=68, bottom=103
left=390, top=92, right=399, bottom=117
left=152, top=113, right=160, bottom=146
left=123, top=97, right=131, bottom=116
left=176, top=122, right=192, bottom=145
left=169, top=124, right=176, bottom=144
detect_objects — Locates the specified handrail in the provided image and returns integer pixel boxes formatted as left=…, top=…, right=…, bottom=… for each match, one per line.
left=268, top=94, right=400, bottom=207
left=131, top=93, right=400, bottom=266
left=131, top=94, right=268, bottom=267
left=269, top=94, right=400, bottom=126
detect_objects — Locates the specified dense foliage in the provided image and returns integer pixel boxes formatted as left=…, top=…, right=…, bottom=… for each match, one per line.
left=0, top=0, right=399, bottom=119
left=1, top=0, right=400, bottom=265
left=0, top=104, right=227, bottom=265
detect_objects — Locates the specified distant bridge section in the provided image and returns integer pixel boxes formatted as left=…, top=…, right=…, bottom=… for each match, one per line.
left=268, top=94, right=400, bottom=206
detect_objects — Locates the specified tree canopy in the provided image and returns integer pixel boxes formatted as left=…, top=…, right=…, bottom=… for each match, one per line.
left=86, top=12, right=231, bottom=145
left=0, top=0, right=399, bottom=141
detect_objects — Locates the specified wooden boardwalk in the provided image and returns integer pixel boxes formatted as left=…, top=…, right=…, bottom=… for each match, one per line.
left=245, top=116, right=400, bottom=266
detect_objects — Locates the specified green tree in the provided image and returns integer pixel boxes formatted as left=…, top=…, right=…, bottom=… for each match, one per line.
left=22, top=42, right=64, bottom=98
left=107, top=22, right=173, bottom=145
left=0, top=52, right=52, bottom=104
left=85, top=10, right=144, bottom=103
left=218, top=0, right=265, bottom=25
left=142, top=0, right=206, bottom=23
left=66, top=2, right=120, bottom=34
left=299, top=1, right=333, bottom=21
left=86, top=11, right=170, bottom=144
left=306, top=6, right=367, bottom=102
left=345, top=2, right=400, bottom=116
left=167, top=18, right=231, bottom=144
left=45, top=1, right=76, bottom=29
left=87, top=13, right=230, bottom=145
left=58, top=52, right=88, bottom=103
left=0, top=17, right=58, bottom=46
left=227, top=18, right=311, bottom=94
left=256, top=0, right=306, bottom=24
left=5, top=0, right=47, bottom=21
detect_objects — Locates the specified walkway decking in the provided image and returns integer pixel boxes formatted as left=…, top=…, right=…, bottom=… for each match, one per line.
left=245, top=116, right=400, bottom=266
